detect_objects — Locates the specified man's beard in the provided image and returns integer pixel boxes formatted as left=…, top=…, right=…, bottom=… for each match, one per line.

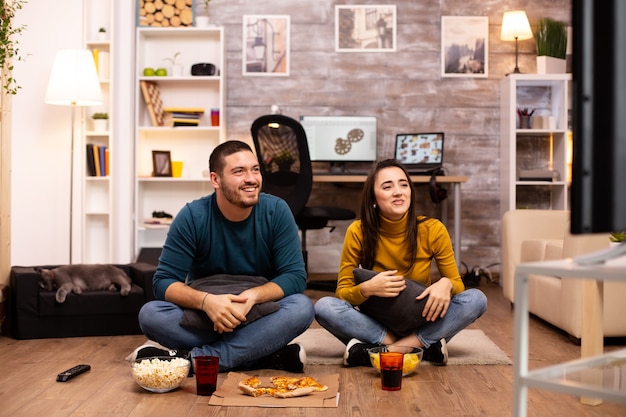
left=221, top=181, right=259, bottom=209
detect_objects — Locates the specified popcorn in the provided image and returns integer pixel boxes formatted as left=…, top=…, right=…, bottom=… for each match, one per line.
left=132, top=357, right=189, bottom=392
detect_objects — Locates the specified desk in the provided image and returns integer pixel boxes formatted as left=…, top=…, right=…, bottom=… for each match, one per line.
left=513, top=256, right=626, bottom=417
left=313, top=175, right=468, bottom=266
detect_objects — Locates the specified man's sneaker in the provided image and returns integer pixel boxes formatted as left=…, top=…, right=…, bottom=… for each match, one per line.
left=135, top=346, right=190, bottom=361
left=133, top=345, right=193, bottom=376
left=343, top=338, right=377, bottom=367
left=261, top=343, right=306, bottom=373
left=422, top=338, right=448, bottom=365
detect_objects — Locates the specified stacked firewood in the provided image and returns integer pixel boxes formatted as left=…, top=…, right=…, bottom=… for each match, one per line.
left=138, top=0, right=194, bottom=27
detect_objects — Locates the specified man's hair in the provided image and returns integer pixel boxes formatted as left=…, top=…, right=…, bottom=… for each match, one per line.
left=209, top=140, right=254, bottom=175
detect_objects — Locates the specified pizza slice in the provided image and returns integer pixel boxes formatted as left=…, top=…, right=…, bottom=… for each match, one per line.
left=270, top=376, right=329, bottom=392
left=237, top=375, right=328, bottom=398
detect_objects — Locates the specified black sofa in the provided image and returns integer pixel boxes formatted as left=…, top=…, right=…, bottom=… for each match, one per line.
left=9, top=263, right=156, bottom=339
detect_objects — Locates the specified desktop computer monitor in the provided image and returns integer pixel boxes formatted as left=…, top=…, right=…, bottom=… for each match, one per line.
left=299, top=116, right=377, bottom=163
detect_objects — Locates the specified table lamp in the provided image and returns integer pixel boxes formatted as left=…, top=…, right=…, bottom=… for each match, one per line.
left=501, top=11, right=534, bottom=74
left=45, top=49, right=102, bottom=263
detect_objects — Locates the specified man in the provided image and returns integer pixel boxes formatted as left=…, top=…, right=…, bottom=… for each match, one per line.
left=133, top=140, right=314, bottom=373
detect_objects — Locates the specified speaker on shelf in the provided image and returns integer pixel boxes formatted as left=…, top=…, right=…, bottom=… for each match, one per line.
left=191, top=63, right=216, bottom=76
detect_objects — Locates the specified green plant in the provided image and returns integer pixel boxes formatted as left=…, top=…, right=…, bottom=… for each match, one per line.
left=92, top=112, right=108, bottom=120
left=0, top=0, right=28, bottom=95
left=610, top=231, right=626, bottom=243
left=273, top=150, right=295, bottom=169
left=532, top=18, right=567, bottom=59
left=164, top=51, right=180, bottom=66
left=200, top=0, right=211, bottom=16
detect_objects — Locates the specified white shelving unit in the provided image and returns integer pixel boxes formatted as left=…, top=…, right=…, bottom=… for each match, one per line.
left=134, top=26, right=225, bottom=256
left=500, top=74, right=572, bottom=219
left=82, top=0, right=114, bottom=263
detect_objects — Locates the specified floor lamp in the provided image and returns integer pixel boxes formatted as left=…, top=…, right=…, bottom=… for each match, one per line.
left=501, top=11, right=534, bottom=74
left=45, top=49, right=102, bottom=264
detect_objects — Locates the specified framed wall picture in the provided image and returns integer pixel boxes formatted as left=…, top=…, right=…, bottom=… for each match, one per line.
left=243, top=15, right=290, bottom=76
left=441, top=16, right=488, bottom=78
left=335, top=5, right=397, bottom=52
left=152, top=150, right=172, bottom=177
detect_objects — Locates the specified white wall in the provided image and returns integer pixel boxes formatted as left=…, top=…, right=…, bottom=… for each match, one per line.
left=11, top=0, right=135, bottom=265
left=11, top=0, right=84, bottom=265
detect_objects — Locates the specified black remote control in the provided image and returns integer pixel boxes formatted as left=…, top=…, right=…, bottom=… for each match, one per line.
left=56, top=364, right=91, bottom=382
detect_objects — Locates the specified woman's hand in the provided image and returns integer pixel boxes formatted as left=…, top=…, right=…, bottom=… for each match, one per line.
left=360, top=270, right=407, bottom=298
left=417, top=277, right=453, bottom=321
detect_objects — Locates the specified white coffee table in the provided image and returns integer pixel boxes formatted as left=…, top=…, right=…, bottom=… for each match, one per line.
left=513, top=254, right=626, bottom=417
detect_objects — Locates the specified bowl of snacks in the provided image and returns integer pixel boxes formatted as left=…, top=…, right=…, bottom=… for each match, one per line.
left=368, top=346, right=423, bottom=376
left=131, top=356, right=190, bottom=393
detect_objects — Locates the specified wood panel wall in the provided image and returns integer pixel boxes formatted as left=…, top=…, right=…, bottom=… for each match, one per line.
left=207, top=0, right=572, bottom=274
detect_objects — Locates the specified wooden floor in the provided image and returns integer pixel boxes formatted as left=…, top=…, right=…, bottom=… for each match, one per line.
left=1, top=280, right=625, bottom=417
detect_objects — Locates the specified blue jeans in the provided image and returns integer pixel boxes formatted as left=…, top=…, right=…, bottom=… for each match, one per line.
left=314, top=288, right=487, bottom=349
left=138, top=294, right=315, bottom=372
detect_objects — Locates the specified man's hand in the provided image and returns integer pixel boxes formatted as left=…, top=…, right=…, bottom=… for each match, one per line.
left=203, top=293, right=251, bottom=333
left=360, top=270, right=407, bottom=298
left=417, top=277, right=453, bottom=321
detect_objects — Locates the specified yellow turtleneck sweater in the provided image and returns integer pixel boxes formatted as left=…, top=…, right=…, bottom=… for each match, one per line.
left=336, top=213, right=464, bottom=305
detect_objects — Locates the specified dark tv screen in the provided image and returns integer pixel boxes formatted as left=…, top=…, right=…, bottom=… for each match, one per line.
left=570, top=0, right=626, bottom=234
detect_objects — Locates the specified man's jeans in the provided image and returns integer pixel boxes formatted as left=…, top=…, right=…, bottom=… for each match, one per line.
left=138, top=293, right=314, bottom=371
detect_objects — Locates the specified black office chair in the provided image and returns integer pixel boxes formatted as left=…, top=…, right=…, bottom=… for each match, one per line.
left=251, top=114, right=356, bottom=289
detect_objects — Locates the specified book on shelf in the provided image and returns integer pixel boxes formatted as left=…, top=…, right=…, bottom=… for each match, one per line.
left=99, top=146, right=107, bottom=176
left=163, top=107, right=204, bottom=114
left=168, top=112, right=201, bottom=119
left=86, top=144, right=96, bottom=176
left=105, top=148, right=110, bottom=176
left=92, top=144, right=101, bottom=176
left=172, top=119, right=200, bottom=127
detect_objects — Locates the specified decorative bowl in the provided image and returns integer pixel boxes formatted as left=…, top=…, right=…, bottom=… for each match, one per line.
left=131, top=356, right=190, bottom=393
left=368, top=346, right=423, bottom=376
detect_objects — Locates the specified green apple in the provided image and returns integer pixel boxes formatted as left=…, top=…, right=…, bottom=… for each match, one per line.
left=155, top=68, right=167, bottom=76
left=143, top=67, right=155, bottom=76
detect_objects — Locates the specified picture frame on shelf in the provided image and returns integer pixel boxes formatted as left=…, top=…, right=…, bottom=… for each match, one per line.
left=441, top=16, right=488, bottom=78
left=242, top=15, right=290, bottom=76
left=335, top=5, right=396, bottom=52
left=152, top=150, right=172, bottom=177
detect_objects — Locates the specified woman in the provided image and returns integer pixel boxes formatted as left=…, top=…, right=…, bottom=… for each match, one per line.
left=314, top=159, right=487, bottom=366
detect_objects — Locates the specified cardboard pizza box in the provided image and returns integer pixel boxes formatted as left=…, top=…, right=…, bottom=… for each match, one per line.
left=209, top=372, right=340, bottom=408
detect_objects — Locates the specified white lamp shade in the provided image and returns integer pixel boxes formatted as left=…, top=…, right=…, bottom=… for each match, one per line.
left=501, top=11, right=534, bottom=41
left=45, top=49, right=103, bottom=106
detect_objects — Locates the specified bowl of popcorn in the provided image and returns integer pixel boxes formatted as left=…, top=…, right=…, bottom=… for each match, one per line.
left=368, top=346, right=423, bottom=376
left=131, top=356, right=190, bottom=393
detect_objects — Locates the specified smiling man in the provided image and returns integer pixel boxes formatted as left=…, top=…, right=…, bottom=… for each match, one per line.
left=134, top=140, right=314, bottom=373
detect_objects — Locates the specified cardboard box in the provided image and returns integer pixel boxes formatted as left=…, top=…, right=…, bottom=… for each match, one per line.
left=209, top=372, right=339, bottom=408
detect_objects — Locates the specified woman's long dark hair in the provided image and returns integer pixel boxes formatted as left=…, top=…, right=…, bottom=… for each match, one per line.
left=359, top=159, right=419, bottom=270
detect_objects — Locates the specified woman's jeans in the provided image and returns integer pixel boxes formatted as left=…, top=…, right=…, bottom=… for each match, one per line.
left=314, top=288, right=487, bottom=348
left=138, top=293, right=314, bottom=372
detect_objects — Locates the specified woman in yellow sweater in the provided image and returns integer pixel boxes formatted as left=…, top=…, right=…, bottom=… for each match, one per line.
left=314, top=159, right=487, bottom=366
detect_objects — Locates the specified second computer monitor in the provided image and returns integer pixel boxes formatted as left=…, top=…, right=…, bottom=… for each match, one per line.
left=299, top=115, right=377, bottom=163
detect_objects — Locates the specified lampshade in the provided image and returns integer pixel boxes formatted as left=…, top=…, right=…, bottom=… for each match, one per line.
left=45, top=49, right=102, bottom=106
left=500, top=11, right=533, bottom=41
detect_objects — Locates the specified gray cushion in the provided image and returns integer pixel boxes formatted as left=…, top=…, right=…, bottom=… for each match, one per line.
left=353, top=268, right=433, bottom=336
left=179, top=275, right=280, bottom=330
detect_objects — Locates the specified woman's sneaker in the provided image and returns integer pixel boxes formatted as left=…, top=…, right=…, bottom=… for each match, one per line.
left=423, top=338, right=448, bottom=365
left=343, top=338, right=377, bottom=367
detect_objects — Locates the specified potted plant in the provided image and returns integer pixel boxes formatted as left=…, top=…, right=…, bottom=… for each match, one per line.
left=273, top=150, right=296, bottom=171
left=0, top=0, right=27, bottom=95
left=532, top=18, right=567, bottom=74
left=91, top=112, right=109, bottom=131
left=164, top=52, right=183, bottom=77
left=97, top=27, right=107, bottom=41
left=195, top=0, right=211, bottom=27
left=610, top=232, right=626, bottom=244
